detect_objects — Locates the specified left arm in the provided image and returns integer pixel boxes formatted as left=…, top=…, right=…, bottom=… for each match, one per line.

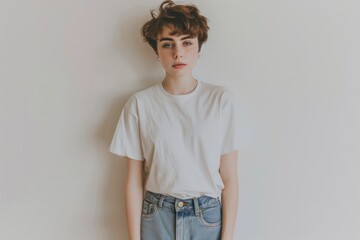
left=220, top=150, right=239, bottom=240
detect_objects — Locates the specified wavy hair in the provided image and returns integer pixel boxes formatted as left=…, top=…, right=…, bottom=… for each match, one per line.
left=141, top=0, right=210, bottom=53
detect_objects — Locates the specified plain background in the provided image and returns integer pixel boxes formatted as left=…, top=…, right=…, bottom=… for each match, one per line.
left=1, top=0, right=359, bottom=239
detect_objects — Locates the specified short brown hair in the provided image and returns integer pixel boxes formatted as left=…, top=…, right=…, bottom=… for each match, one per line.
left=141, top=0, right=209, bottom=54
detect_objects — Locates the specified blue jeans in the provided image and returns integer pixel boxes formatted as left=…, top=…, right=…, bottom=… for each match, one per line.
left=141, top=191, right=222, bottom=240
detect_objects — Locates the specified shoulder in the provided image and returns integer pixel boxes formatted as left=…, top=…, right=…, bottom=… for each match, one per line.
left=127, top=83, right=160, bottom=101
left=133, top=83, right=159, bottom=98
left=123, top=83, right=160, bottom=112
left=200, top=80, right=235, bottom=102
left=128, top=83, right=158, bottom=100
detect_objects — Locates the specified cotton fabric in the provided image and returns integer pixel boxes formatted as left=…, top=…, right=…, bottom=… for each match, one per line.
left=109, top=79, right=240, bottom=198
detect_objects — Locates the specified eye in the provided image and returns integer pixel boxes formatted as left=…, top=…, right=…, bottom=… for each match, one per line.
left=183, top=41, right=193, bottom=46
left=162, top=43, right=172, bottom=49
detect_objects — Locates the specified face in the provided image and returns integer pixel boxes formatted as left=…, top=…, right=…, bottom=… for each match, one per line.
left=156, top=25, right=199, bottom=78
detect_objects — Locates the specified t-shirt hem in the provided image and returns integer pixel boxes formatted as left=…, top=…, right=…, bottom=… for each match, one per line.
left=220, top=147, right=240, bottom=156
left=109, top=148, right=144, bottom=161
left=146, top=189, right=222, bottom=199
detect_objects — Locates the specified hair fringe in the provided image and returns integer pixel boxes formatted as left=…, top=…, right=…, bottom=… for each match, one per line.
left=140, top=0, right=209, bottom=53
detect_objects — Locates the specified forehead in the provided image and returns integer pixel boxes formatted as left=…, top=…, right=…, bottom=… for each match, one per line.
left=156, top=25, right=196, bottom=41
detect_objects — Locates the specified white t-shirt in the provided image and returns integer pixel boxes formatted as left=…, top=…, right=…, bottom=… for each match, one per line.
left=109, top=79, right=240, bottom=199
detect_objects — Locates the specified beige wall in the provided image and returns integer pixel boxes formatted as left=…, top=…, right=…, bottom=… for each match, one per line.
left=1, top=0, right=359, bottom=239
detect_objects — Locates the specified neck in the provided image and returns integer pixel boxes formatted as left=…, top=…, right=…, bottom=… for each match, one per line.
left=162, top=74, right=197, bottom=95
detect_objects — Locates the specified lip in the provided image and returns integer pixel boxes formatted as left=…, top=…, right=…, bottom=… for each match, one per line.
left=172, top=63, right=187, bottom=69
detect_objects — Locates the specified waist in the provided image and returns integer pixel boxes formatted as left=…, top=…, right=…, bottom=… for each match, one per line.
left=144, top=190, right=221, bottom=211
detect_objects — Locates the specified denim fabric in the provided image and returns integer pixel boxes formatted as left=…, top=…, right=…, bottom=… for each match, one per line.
left=141, top=191, right=222, bottom=240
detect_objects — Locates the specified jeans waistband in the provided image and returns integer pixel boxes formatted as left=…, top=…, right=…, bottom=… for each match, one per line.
left=144, top=191, right=220, bottom=216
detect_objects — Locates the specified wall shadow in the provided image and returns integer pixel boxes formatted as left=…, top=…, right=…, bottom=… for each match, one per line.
left=97, top=5, right=163, bottom=240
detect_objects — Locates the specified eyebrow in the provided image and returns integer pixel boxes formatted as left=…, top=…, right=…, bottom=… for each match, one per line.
left=159, top=36, right=192, bottom=42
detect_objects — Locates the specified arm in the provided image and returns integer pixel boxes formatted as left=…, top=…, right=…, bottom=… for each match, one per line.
left=219, top=151, right=239, bottom=240
left=125, top=157, right=145, bottom=240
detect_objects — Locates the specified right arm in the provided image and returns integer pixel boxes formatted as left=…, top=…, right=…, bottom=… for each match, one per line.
left=125, top=157, right=145, bottom=240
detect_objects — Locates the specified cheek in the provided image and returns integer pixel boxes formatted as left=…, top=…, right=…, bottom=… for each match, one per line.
left=189, top=51, right=199, bottom=63
left=157, top=47, right=168, bottom=58
left=158, top=53, right=171, bottom=63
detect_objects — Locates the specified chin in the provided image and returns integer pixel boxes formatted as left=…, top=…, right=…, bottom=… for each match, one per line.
left=175, top=71, right=192, bottom=77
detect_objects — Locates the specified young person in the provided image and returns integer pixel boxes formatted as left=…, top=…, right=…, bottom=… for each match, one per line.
left=109, top=1, right=240, bottom=239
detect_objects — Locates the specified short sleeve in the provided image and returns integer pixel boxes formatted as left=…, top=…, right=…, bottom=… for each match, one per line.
left=220, top=88, right=241, bottom=155
left=109, top=96, right=144, bottom=161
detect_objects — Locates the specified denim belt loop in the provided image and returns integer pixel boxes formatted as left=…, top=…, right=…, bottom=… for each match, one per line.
left=193, top=197, right=200, bottom=216
left=158, top=195, right=166, bottom=208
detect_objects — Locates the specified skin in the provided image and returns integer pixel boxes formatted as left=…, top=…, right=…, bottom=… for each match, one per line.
left=219, top=151, right=239, bottom=240
left=125, top=158, right=144, bottom=240
left=156, top=25, right=199, bottom=95
left=124, top=25, right=239, bottom=240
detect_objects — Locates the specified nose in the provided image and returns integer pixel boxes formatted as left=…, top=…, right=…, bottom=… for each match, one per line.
left=173, top=45, right=183, bottom=59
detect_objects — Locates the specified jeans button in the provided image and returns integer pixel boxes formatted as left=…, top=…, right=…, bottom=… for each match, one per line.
left=178, top=201, right=184, bottom=207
